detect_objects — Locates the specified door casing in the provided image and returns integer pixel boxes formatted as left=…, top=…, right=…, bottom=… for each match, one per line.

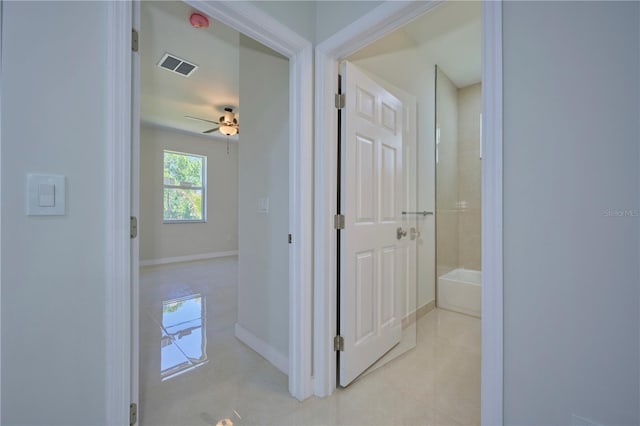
left=313, top=2, right=504, bottom=425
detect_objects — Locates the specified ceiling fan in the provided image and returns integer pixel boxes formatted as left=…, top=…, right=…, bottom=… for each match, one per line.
left=185, top=107, right=239, bottom=136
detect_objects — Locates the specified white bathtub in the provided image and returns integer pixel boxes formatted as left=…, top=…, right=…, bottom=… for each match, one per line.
left=437, top=268, right=482, bottom=318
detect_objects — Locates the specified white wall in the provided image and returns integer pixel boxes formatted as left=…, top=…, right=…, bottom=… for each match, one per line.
left=503, top=2, right=639, bottom=424
left=249, top=0, right=383, bottom=44
left=139, top=124, right=238, bottom=262
left=249, top=1, right=316, bottom=44
left=1, top=2, right=108, bottom=424
left=237, top=36, right=290, bottom=361
left=315, top=1, right=383, bottom=43
left=350, top=34, right=436, bottom=310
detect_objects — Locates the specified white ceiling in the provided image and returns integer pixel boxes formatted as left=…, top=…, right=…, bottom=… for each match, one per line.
left=349, top=1, right=481, bottom=88
left=140, top=1, right=240, bottom=138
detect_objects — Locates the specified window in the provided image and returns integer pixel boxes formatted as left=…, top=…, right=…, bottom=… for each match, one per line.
left=163, top=150, right=206, bottom=222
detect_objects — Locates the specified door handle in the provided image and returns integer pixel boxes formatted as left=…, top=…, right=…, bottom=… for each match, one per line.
left=396, top=227, right=407, bottom=240
left=402, top=211, right=434, bottom=217
left=409, top=227, right=420, bottom=240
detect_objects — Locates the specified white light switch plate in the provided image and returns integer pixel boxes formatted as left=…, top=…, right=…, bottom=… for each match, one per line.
left=27, top=174, right=66, bottom=215
left=258, top=197, right=269, bottom=214
left=38, top=183, right=55, bottom=207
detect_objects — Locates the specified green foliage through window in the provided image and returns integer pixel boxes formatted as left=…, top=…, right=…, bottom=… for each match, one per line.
left=163, top=151, right=205, bottom=222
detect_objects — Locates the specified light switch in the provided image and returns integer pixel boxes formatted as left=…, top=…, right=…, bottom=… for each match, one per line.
left=27, top=174, right=65, bottom=216
left=38, top=183, right=55, bottom=207
left=257, top=197, right=269, bottom=214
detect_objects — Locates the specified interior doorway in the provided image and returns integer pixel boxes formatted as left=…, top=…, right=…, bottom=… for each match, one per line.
left=123, top=1, right=315, bottom=424
left=135, top=2, right=293, bottom=424
left=314, top=1, right=503, bottom=423
left=335, top=0, right=481, bottom=382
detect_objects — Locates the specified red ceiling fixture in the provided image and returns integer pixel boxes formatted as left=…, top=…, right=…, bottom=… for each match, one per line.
left=189, top=13, right=209, bottom=29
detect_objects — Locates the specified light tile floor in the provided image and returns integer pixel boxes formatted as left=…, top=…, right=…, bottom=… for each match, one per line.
left=139, top=257, right=480, bottom=426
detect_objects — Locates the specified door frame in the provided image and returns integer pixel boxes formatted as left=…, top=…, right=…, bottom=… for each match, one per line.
left=313, top=1, right=504, bottom=424
left=105, top=1, right=314, bottom=423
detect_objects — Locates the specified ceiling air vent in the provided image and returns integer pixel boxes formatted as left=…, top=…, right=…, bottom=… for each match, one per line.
left=157, top=53, right=198, bottom=77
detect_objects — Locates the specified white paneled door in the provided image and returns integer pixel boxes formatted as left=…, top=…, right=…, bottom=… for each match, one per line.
left=339, top=61, right=408, bottom=386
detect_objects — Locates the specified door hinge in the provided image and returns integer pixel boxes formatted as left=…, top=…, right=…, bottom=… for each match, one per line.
left=132, top=29, right=139, bottom=52
left=334, top=214, right=345, bottom=230
left=335, top=93, right=346, bottom=109
left=130, top=216, right=138, bottom=239
left=334, top=335, right=344, bottom=351
left=129, top=403, right=138, bottom=426
left=288, top=234, right=292, bottom=244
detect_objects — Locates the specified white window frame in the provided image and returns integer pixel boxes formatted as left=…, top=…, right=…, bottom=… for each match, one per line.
left=162, top=149, right=207, bottom=224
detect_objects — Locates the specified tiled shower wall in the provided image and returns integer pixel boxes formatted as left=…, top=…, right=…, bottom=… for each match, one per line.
left=457, top=83, right=482, bottom=271
left=436, top=66, right=482, bottom=276
left=435, top=68, right=459, bottom=278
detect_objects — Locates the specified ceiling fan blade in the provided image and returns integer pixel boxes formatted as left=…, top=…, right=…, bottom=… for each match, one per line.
left=185, top=115, right=219, bottom=125
left=203, top=127, right=219, bottom=134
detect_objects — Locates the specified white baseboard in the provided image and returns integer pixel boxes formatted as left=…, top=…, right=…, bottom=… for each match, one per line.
left=401, top=300, right=436, bottom=329
left=139, top=250, right=238, bottom=267
left=418, top=300, right=436, bottom=317
left=234, top=323, right=288, bottom=376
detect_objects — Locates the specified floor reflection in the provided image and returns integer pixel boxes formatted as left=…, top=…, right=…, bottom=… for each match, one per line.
left=160, top=294, right=207, bottom=380
left=140, top=258, right=480, bottom=425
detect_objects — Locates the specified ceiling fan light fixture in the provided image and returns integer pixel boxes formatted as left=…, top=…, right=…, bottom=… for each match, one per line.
left=219, top=125, right=238, bottom=136
left=222, top=110, right=235, bottom=123
left=187, top=108, right=237, bottom=136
